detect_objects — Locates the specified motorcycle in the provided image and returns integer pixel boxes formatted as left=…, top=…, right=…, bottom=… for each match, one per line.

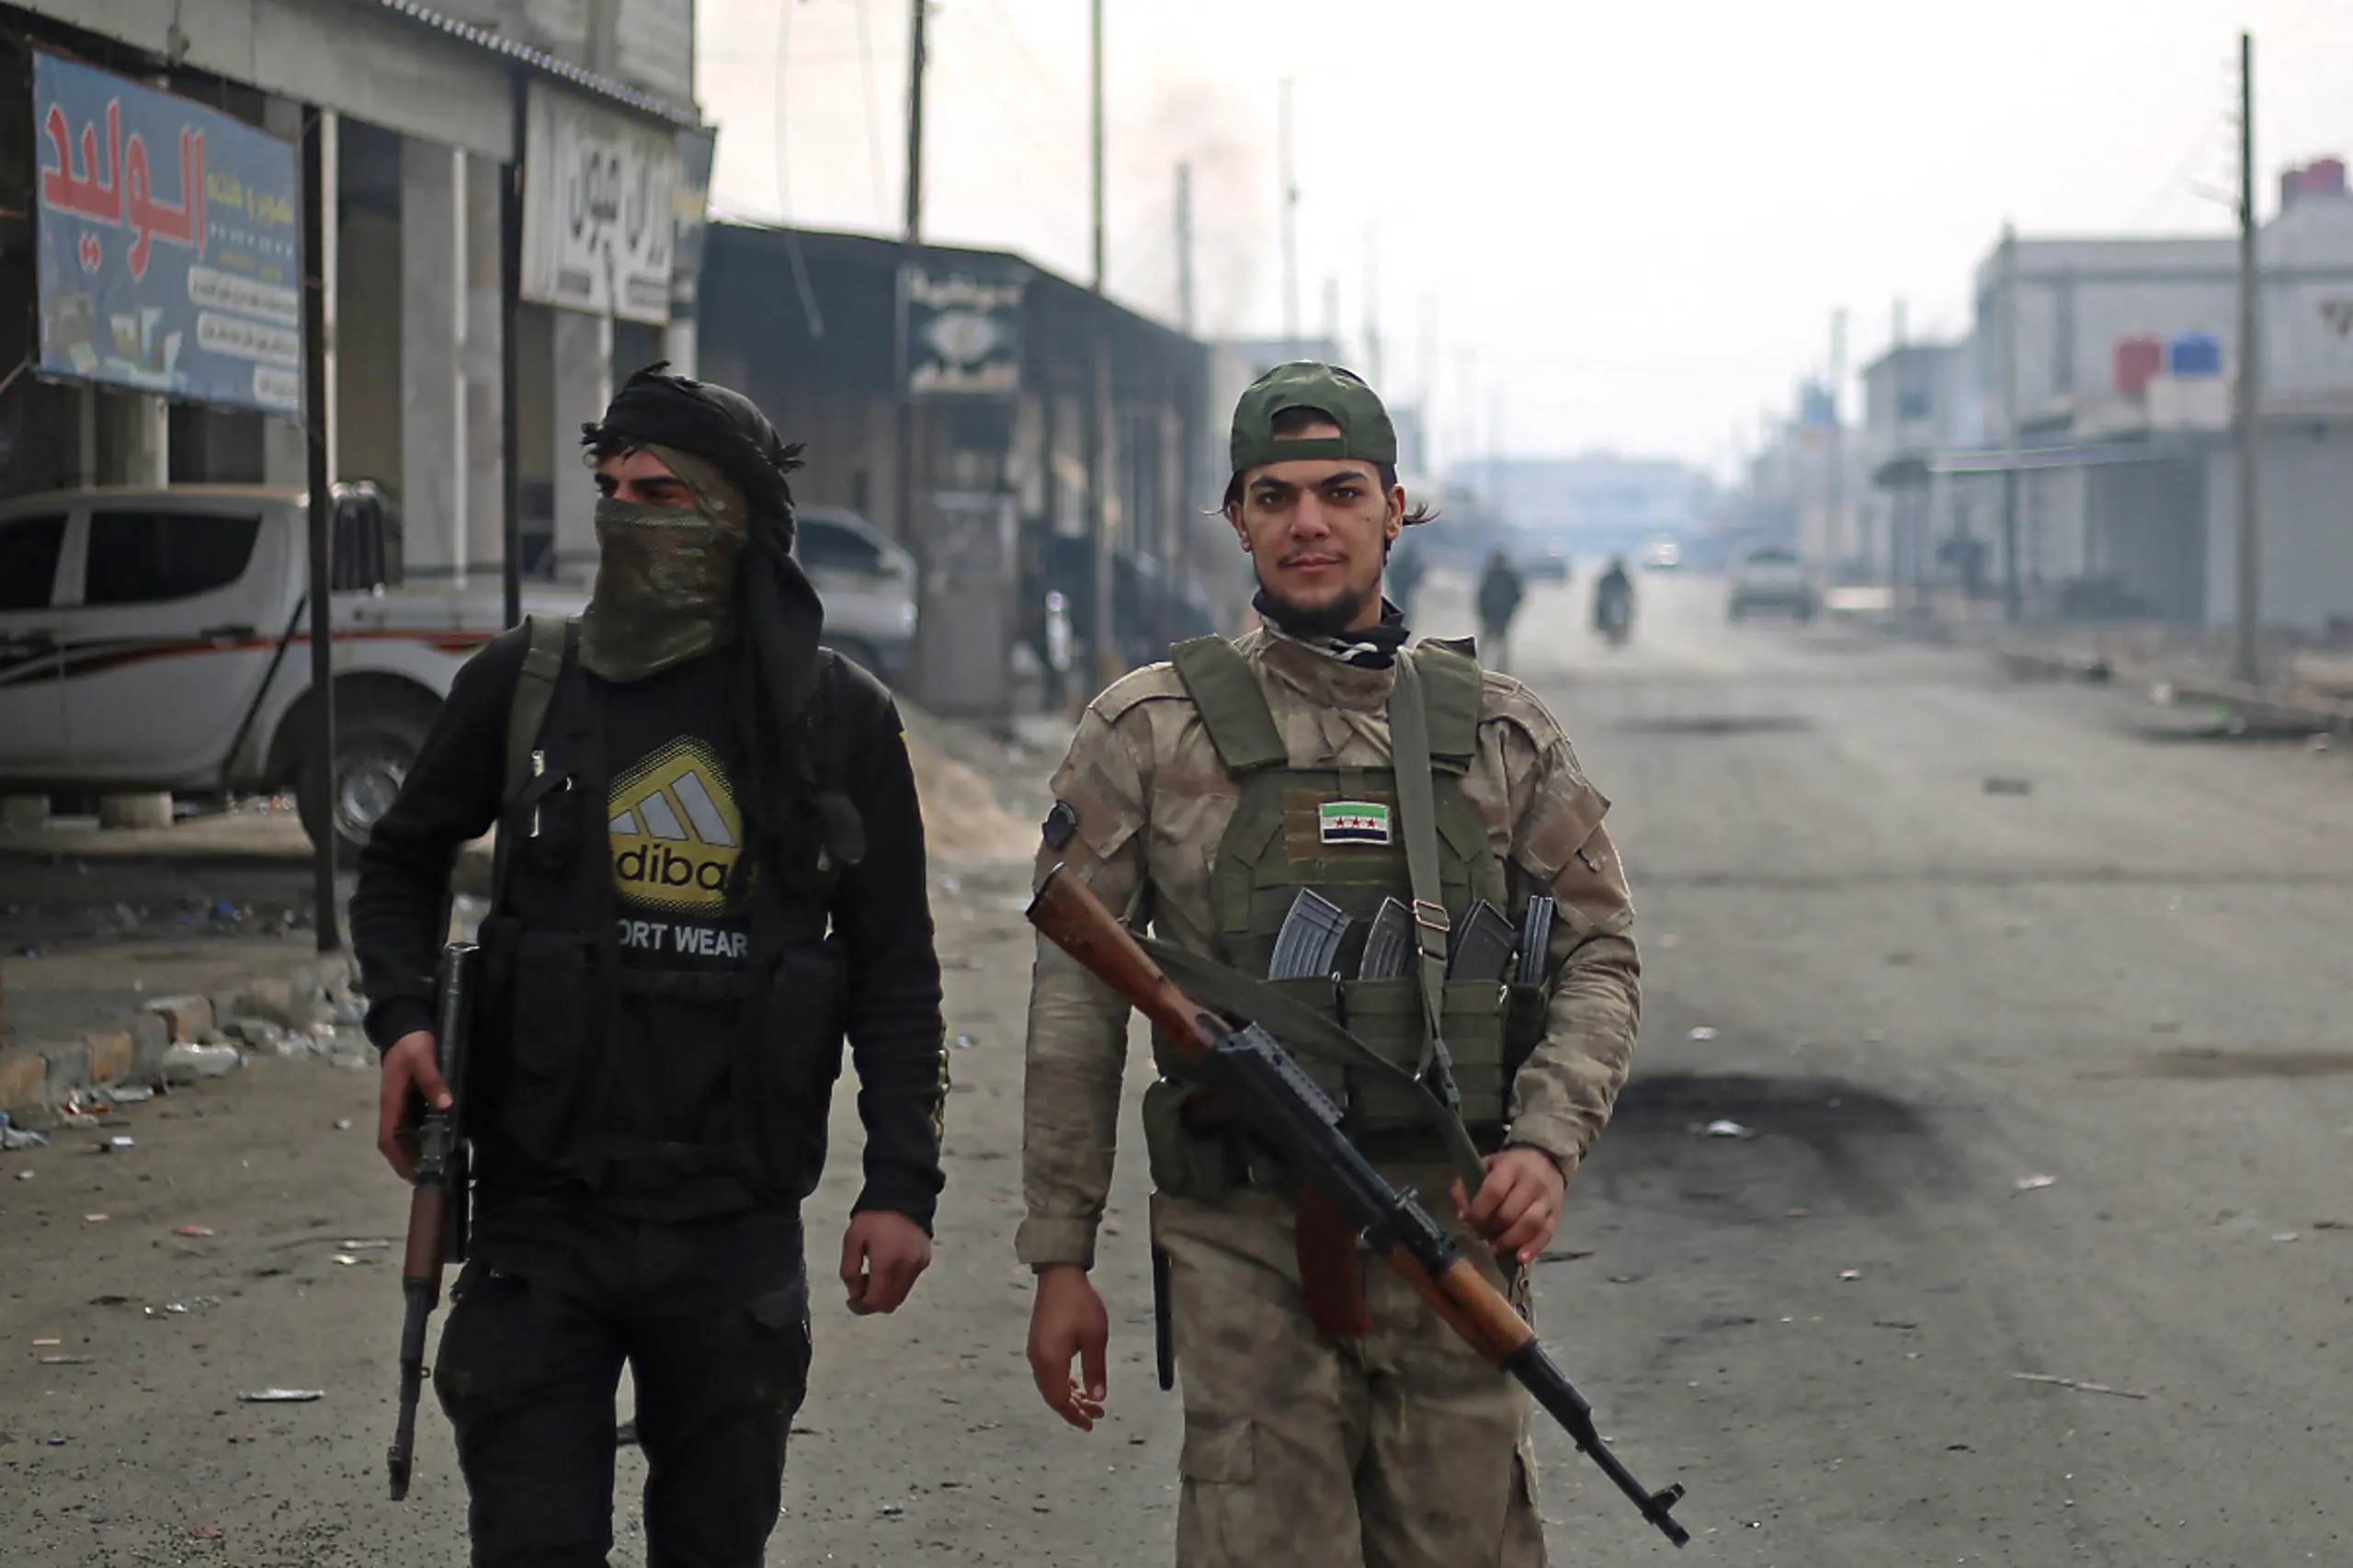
left=1596, top=591, right=1632, bottom=647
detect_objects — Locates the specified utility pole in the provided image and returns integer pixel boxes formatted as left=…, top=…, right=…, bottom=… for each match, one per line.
left=1362, top=222, right=1383, bottom=387
left=2233, top=28, right=2263, bottom=685
left=1175, top=161, right=1196, bottom=335
left=1088, top=0, right=1118, bottom=686
left=1279, top=77, right=1299, bottom=351
left=896, top=0, right=928, bottom=688
left=1827, top=306, right=1846, bottom=575
left=2000, top=222, right=2022, bottom=622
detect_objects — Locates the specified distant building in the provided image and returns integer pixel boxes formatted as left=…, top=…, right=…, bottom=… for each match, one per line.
left=1938, top=160, right=2353, bottom=626
left=1860, top=340, right=1984, bottom=595
left=1449, top=453, right=1716, bottom=555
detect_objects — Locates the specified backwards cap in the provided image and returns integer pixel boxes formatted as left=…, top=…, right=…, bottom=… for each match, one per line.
left=1229, top=361, right=1398, bottom=475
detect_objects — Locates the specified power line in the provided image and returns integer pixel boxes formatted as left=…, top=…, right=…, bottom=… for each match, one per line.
left=771, top=0, right=826, bottom=338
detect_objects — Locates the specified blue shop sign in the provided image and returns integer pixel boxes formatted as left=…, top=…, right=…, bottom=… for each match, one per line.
left=34, top=52, right=303, bottom=418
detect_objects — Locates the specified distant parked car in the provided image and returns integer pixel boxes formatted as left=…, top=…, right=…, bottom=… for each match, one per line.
left=1639, top=537, right=1683, bottom=571
left=1728, top=545, right=1815, bottom=622
left=792, top=505, right=917, bottom=680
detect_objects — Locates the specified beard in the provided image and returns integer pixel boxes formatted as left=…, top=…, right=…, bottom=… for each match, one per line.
left=1255, top=576, right=1377, bottom=640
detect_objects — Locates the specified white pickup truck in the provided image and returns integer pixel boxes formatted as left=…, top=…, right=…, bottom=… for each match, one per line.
left=0, top=485, right=918, bottom=856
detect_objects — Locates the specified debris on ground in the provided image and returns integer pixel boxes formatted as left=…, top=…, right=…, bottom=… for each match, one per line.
left=2271, top=1232, right=2300, bottom=1243
left=1838, top=1268, right=1862, bottom=1280
left=1534, top=1248, right=1594, bottom=1264
left=1983, top=777, right=2034, bottom=796
left=950, top=1033, right=979, bottom=1050
left=1688, top=1027, right=1719, bottom=1041
left=2013, top=1371, right=2148, bottom=1400
left=2014, top=1175, right=2057, bottom=1191
left=0, top=1113, right=48, bottom=1151
left=904, top=731, right=1035, bottom=861
left=160, top=1040, right=244, bottom=1083
left=236, top=1388, right=323, bottom=1403
left=1698, top=1119, right=1756, bottom=1139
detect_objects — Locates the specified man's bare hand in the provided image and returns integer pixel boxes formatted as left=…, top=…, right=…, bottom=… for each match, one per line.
left=1027, top=1264, right=1109, bottom=1431
left=840, top=1210, right=932, bottom=1315
left=376, top=1030, right=449, bottom=1182
left=1452, top=1146, right=1569, bottom=1266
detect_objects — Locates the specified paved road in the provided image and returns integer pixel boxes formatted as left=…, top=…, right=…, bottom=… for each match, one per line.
left=6, top=573, right=2351, bottom=1564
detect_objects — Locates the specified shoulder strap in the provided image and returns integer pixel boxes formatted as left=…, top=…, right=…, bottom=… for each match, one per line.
left=505, top=614, right=573, bottom=800
left=1406, top=641, right=1482, bottom=775
left=1169, top=635, right=1288, bottom=776
left=1390, top=653, right=1462, bottom=1113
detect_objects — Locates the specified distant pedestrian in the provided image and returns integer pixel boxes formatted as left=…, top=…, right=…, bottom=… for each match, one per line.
left=1477, top=549, right=1527, bottom=670
left=1386, top=537, right=1427, bottom=619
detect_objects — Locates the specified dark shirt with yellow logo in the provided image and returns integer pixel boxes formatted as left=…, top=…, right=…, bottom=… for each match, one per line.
left=352, top=635, right=949, bottom=1231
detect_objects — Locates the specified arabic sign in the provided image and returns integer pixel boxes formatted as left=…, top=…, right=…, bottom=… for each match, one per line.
left=521, top=85, right=676, bottom=324
left=33, top=52, right=303, bottom=417
left=905, top=267, right=1026, bottom=397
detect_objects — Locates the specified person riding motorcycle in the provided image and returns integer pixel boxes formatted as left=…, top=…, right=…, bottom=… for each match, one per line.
left=1593, top=554, right=1634, bottom=637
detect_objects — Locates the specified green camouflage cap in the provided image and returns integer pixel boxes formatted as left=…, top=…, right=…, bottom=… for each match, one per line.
left=1229, top=361, right=1398, bottom=474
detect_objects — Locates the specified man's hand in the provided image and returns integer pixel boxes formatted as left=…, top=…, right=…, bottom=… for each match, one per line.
left=376, top=1030, right=450, bottom=1182
left=1452, top=1146, right=1569, bottom=1266
left=1027, top=1264, right=1109, bottom=1431
left=840, top=1210, right=932, bottom=1316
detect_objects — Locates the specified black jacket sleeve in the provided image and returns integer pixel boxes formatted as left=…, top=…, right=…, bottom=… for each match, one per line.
left=822, top=658, right=949, bottom=1230
left=350, top=630, right=529, bottom=1051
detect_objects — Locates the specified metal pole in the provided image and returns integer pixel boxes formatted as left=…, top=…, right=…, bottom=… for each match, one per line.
left=302, top=107, right=340, bottom=952
left=501, top=74, right=525, bottom=628
left=2001, top=224, right=2023, bottom=622
left=897, top=0, right=927, bottom=690
left=1175, top=162, right=1196, bottom=335
left=2233, top=29, right=2263, bottom=685
left=1827, top=306, right=1846, bottom=575
left=1279, top=77, right=1298, bottom=351
left=1090, top=0, right=1117, bottom=686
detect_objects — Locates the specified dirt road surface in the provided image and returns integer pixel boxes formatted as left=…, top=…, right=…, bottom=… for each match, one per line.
left=6, top=572, right=2350, bottom=1564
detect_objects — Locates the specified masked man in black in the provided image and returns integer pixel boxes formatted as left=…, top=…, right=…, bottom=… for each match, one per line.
left=352, top=366, right=948, bottom=1568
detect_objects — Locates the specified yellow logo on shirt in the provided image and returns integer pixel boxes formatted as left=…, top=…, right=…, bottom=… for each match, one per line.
left=608, top=738, right=745, bottom=915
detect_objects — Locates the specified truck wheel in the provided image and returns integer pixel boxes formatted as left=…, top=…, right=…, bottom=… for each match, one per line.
left=297, top=699, right=435, bottom=866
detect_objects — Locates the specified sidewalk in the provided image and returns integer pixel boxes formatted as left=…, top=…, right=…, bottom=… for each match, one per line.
left=0, top=699, right=1063, bottom=1128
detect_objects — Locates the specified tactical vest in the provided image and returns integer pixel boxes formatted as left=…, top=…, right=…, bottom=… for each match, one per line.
left=467, top=616, right=857, bottom=1204
left=1138, top=635, right=1548, bottom=1199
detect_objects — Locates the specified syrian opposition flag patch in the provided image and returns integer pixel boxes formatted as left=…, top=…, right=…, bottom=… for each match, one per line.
left=1318, top=800, right=1393, bottom=846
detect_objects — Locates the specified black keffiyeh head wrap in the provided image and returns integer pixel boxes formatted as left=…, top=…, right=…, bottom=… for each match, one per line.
left=582, top=363, right=862, bottom=876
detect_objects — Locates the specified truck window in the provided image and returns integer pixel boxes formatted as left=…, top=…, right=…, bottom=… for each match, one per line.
left=0, top=514, right=66, bottom=610
left=85, top=511, right=262, bottom=606
left=797, top=518, right=884, bottom=575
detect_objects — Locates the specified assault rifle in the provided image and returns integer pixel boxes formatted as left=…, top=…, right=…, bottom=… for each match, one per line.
left=386, top=941, right=477, bottom=1502
left=1029, top=867, right=1690, bottom=1547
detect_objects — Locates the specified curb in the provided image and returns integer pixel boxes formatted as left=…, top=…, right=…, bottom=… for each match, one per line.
left=0, top=950, right=356, bottom=1126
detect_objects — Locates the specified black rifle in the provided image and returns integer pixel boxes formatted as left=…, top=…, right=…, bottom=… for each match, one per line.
left=386, top=941, right=477, bottom=1502
left=1029, top=868, right=1690, bottom=1547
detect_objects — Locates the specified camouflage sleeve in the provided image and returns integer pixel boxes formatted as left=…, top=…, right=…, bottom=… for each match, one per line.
left=1500, top=726, right=1641, bottom=1179
left=1017, top=702, right=1152, bottom=1270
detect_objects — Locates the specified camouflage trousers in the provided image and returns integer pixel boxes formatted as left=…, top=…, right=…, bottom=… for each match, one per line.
left=1154, top=1178, right=1547, bottom=1568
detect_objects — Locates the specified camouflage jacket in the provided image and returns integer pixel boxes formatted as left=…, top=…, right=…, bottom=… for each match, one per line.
left=1017, top=629, right=1640, bottom=1268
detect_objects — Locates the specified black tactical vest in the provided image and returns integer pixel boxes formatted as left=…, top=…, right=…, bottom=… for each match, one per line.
left=468, top=619, right=854, bottom=1204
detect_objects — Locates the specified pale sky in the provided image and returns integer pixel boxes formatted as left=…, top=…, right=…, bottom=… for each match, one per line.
left=697, top=0, right=2353, bottom=476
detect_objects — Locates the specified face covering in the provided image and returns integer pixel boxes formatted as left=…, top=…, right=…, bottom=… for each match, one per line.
left=578, top=447, right=749, bottom=682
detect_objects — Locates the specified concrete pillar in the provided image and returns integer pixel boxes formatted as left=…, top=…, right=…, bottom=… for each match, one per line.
left=104, top=393, right=168, bottom=484
left=461, top=153, right=505, bottom=582
left=550, top=307, right=611, bottom=585
left=401, top=139, right=466, bottom=584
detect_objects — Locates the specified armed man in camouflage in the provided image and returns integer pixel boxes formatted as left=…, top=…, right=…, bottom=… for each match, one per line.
left=1018, top=362, right=1641, bottom=1566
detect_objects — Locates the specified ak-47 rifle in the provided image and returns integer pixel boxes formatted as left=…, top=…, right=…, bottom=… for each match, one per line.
left=386, top=941, right=477, bottom=1502
left=1029, top=866, right=1689, bottom=1548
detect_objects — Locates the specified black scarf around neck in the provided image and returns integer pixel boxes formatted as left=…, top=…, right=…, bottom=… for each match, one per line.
left=1254, top=589, right=1412, bottom=669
